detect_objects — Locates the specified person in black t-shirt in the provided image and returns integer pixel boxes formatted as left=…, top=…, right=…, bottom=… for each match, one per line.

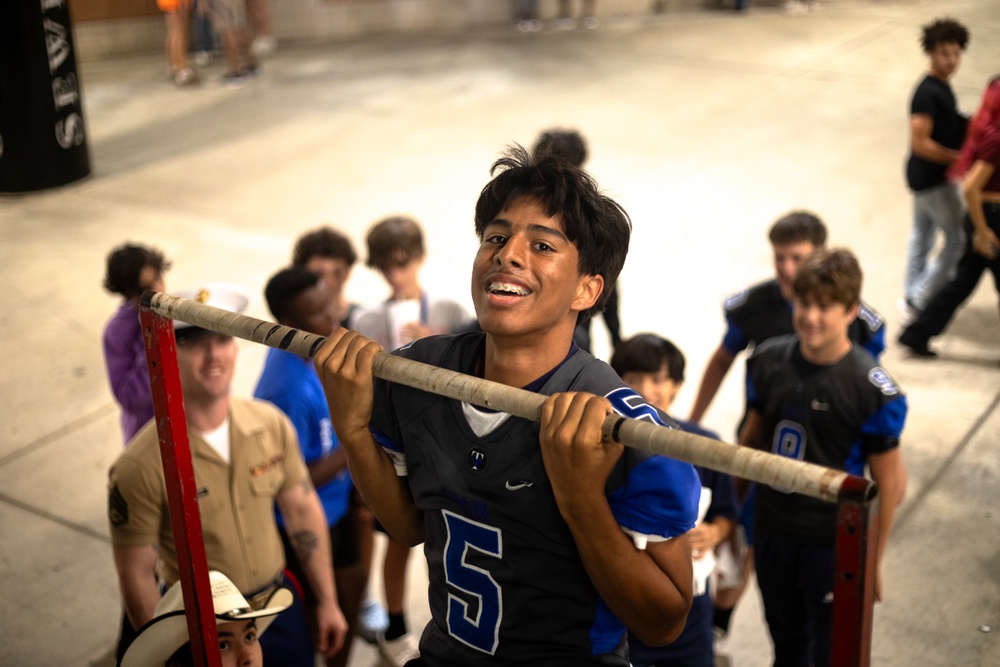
left=532, top=128, right=623, bottom=356
left=901, top=18, right=970, bottom=321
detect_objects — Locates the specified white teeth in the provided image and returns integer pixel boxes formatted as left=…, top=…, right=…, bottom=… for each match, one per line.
left=488, top=282, right=529, bottom=296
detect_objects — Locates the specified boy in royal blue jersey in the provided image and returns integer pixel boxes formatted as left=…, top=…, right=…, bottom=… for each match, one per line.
left=255, top=267, right=367, bottom=667
left=740, top=248, right=907, bottom=667
left=314, top=146, right=700, bottom=666
left=610, top=334, right=737, bottom=667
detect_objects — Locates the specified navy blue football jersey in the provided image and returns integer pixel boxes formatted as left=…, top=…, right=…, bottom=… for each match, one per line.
left=722, top=279, right=886, bottom=360
left=369, top=332, right=700, bottom=666
left=745, top=335, right=907, bottom=543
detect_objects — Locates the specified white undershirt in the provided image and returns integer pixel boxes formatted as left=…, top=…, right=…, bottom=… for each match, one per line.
left=461, top=402, right=512, bottom=437
left=199, top=418, right=231, bottom=464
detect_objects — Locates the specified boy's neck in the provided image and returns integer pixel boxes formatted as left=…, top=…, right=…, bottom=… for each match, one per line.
left=391, top=285, right=422, bottom=301
left=482, top=331, right=575, bottom=388
left=928, top=66, right=952, bottom=83
left=799, top=337, right=852, bottom=366
left=186, top=397, right=230, bottom=433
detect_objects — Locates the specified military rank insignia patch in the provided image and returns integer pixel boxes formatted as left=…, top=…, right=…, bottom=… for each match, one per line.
left=108, top=483, right=128, bottom=526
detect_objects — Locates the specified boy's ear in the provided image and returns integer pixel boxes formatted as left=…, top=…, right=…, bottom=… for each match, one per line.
left=846, top=302, right=860, bottom=323
left=571, top=274, right=604, bottom=313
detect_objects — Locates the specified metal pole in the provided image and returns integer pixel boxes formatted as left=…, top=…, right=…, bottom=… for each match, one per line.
left=142, top=290, right=863, bottom=503
left=140, top=307, right=221, bottom=667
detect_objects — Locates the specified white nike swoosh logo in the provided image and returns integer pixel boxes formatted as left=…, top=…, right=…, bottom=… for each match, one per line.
left=811, top=399, right=829, bottom=411
left=505, top=481, right=534, bottom=491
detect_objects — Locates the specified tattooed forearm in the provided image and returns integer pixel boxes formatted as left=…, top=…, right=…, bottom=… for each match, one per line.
left=290, top=530, right=319, bottom=566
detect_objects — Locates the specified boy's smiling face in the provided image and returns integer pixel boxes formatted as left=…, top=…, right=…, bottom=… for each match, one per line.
left=793, top=294, right=858, bottom=361
left=471, top=196, right=602, bottom=342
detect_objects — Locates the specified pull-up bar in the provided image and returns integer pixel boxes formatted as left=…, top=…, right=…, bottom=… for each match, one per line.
left=139, top=291, right=879, bottom=667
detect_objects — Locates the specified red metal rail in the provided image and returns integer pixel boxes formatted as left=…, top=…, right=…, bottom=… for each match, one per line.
left=140, top=291, right=879, bottom=665
left=140, top=306, right=221, bottom=667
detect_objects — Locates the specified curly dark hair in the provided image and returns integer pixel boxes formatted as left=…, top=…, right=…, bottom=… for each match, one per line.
left=102, top=243, right=170, bottom=299
left=292, top=226, right=358, bottom=268
left=921, top=18, right=969, bottom=53
left=610, top=334, right=686, bottom=384
left=474, top=145, right=631, bottom=324
left=531, top=129, right=588, bottom=168
left=264, top=266, right=322, bottom=323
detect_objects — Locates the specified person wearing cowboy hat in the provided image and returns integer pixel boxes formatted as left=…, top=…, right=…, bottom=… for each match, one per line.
left=108, top=284, right=347, bottom=665
left=120, top=570, right=292, bottom=667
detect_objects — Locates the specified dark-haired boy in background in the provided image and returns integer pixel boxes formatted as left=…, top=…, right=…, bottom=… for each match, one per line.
left=315, top=146, right=700, bottom=665
left=611, top=334, right=736, bottom=667
left=901, top=18, right=971, bottom=324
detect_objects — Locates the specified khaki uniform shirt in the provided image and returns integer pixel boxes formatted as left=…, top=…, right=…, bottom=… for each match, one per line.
left=108, top=397, right=309, bottom=594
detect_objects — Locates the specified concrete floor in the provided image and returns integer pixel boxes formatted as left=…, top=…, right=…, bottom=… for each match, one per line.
left=1, top=1, right=999, bottom=665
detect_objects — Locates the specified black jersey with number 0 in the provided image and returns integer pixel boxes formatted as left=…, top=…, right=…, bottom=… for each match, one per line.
left=369, top=332, right=699, bottom=666
left=745, top=335, right=907, bottom=544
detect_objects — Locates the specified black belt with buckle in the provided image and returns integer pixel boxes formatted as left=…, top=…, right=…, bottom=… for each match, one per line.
left=246, top=571, right=284, bottom=611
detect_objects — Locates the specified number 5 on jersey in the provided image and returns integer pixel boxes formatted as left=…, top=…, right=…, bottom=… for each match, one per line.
left=443, top=510, right=503, bottom=654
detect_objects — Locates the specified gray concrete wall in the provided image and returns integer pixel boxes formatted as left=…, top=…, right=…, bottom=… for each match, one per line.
left=73, top=0, right=787, bottom=60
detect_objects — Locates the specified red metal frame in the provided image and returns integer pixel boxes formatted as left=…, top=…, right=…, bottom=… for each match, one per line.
left=139, top=291, right=879, bottom=666
left=140, top=302, right=222, bottom=667
left=831, top=476, right=879, bottom=666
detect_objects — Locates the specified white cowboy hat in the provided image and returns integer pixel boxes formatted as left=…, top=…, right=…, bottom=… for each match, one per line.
left=119, top=571, right=292, bottom=667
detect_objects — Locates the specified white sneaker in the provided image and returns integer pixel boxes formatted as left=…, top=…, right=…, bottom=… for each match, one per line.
left=194, top=50, right=212, bottom=68
left=583, top=16, right=600, bottom=29
left=174, top=67, right=198, bottom=86
left=378, top=632, right=420, bottom=667
left=250, top=35, right=277, bottom=58
left=358, top=597, right=389, bottom=644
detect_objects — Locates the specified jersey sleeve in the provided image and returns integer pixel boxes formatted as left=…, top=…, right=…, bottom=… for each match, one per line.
left=860, top=396, right=907, bottom=454
left=721, top=290, right=752, bottom=354
left=371, top=425, right=407, bottom=476
left=856, top=302, right=887, bottom=360
left=609, top=454, right=700, bottom=545
left=603, top=387, right=700, bottom=544
left=744, top=351, right=763, bottom=410
left=370, top=346, right=414, bottom=477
